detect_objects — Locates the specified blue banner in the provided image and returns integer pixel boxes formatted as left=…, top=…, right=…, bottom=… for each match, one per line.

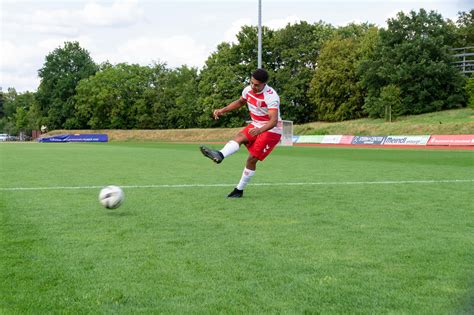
left=38, top=134, right=108, bottom=143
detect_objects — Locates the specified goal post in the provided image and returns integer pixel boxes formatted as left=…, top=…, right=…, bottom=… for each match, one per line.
left=279, top=120, right=293, bottom=146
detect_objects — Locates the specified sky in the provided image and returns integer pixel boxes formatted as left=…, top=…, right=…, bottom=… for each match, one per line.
left=0, top=0, right=471, bottom=92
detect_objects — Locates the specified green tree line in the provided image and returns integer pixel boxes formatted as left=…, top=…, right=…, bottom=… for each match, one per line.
left=1, top=9, right=473, bottom=135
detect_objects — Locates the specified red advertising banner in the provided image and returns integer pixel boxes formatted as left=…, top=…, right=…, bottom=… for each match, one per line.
left=427, top=135, right=474, bottom=146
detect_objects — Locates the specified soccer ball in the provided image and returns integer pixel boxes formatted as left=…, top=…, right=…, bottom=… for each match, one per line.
left=99, top=185, right=124, bottom=209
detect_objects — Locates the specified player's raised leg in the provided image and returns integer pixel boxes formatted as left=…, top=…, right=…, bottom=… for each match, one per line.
left=200, top=145, right=224, bottom=163
left=200, top=133, right=247, bottom=164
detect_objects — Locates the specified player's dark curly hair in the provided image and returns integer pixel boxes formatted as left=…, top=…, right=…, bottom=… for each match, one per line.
left=252, top=68, right=269, bottom=83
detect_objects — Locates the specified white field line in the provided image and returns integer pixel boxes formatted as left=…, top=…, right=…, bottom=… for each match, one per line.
left=0, top=179, right=473, bottom=191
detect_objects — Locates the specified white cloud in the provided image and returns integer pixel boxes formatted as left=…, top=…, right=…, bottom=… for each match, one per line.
left=0, top=41, right=41, bottom=91
left=266, top=15, right=301, bottom=30
left=80, top=0, right=144, bottom=27
left=0, top=41, right=37, bottom=71
left=3, top=8, right=79, bottom=37
left=0, top=0, right=145, bottom=91
left=222, top=15, right=302, bottom=45
left=3, top=0, right=144, bottom=37
left=0, top=36, right=94, bottom=91
left=223, top=18, right=252, bottom=44
left=1, top=72, right=39, bottom=92
left=94, top=35, right=211, bottom=68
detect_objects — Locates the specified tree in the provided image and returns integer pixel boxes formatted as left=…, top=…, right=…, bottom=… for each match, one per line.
left=454, top=10, right=474, bottom=47
left=0, top=88, right=4, bottom=119
left=36, top=41, right=97, bottom=129
left=308, top=36, right=366, bottom=121
left=307, top=24, right=377, bottom=121
left=198, top=42, right=248, bottom=128
left=359, top=9, right=466, bottom=117
left=0, top=88, right=18, bottom=133
left=26, top=102, right=43, bottom=132
left=334, top=22, right=374, bottom=40
left=2, top=88, right=19, bottom=118
left=0, top=88, right=38, bottom=134
left=233, top=25, right=274, bottom=74
left=74, top=62, right=202, bottom=130
left=161, top=66, right=201, bottom=129
left=74, top=63, right=159, bottom=129
left=199, top=22, right=335, bottom=126
left=364, top=84, right=402, bottom=120
left=269, top=21, right=334, bottom=123
left=14, top=107, right=28, bottom=131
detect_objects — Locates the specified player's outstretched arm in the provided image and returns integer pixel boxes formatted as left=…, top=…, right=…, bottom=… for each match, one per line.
left=213, top=97, right=247, bottom=120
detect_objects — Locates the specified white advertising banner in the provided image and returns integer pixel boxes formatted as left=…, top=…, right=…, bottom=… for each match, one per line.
left=383, top=135, right=430, bottom=145
left=295, top=135, right=325, bottom=143
left=322, top=135, right=343, bottom=144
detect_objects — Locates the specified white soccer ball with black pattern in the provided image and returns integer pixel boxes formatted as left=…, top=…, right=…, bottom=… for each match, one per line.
left=99, top=185, right=124, bottom=209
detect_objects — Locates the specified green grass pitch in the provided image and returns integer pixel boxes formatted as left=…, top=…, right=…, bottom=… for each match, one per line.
left=1, top=142, right=473, bottom=313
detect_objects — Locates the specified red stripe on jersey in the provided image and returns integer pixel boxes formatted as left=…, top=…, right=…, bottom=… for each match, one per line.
left=247, top=96, right=258, bottom=107
left=248, top=90, right=264, bottom=99
left=250, top=112, right=270, bottom=121
left=247, top=93, right=267, bottom=108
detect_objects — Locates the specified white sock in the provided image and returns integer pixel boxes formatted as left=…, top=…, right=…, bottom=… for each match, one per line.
left=236, top=168, right=255, bottom=190
left=219, top=140, right=240, bottom=158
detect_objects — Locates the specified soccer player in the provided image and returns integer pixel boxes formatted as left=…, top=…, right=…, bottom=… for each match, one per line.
left=200, top=68, right=282, bottom=198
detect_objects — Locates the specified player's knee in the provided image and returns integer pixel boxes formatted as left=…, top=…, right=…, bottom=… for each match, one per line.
left=234, top=133, right=248, bottom=145
left=246, top=156, right=258, bottom=168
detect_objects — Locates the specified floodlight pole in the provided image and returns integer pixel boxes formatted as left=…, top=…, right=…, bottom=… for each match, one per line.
left=258, top=0, right=262, bottom=69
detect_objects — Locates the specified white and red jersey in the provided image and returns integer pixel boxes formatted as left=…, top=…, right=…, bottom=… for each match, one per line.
left=241, top=84, right=282, bottom=134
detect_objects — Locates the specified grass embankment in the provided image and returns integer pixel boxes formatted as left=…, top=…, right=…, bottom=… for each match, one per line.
left=46, top=108, right=474, bottom=142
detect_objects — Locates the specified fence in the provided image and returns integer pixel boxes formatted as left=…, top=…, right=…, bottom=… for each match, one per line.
left=451, top=46, right=474, bottom=74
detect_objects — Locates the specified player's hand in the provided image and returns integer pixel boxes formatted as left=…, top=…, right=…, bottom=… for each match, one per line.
left=249, top=127, right=262, bottom=136
left=213, top=109, right=223, bottom=120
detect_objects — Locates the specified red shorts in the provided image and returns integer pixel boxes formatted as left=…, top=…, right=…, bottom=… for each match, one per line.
left=241, top=124, right=282, bottom=161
